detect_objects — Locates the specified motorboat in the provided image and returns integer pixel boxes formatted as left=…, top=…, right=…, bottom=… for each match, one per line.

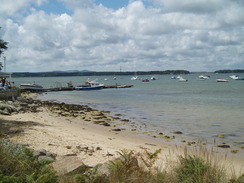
left=142, top=78, right=150, bottom=82
left=75, top=85, right=102, bottom=90
left=216, top=78, right=229, bottom=82
left=229, top=75, right=244, bottom=80
left=75, top=80, right=103, bottom=90
left=151, top=76, right=157, bottom=80
left=178, top=77, right=188, bottom=82
left=178, top=76, right=188, bottom=82
left=20, top=83, right=43, bottom=91
left=131, top=76, right=140, bottom=80
left=198, top=75, right=210, bottom=80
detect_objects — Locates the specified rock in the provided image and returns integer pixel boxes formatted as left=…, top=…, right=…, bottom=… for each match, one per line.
left=217, top=144, right=230, bottom=148
left=173, top=131, right=183, bottom=134
left=0, top=109, right=11, bottom=115
left=34, top=149, right=47, bottom=157
left=38, top=156, right=55, bottom=162
left=51, top=156, right=85, bottom=175
left=112, top=128, right=121, bottom=131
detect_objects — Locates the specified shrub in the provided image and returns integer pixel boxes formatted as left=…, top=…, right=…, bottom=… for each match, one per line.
left=0, top=139, right=58, bottom=183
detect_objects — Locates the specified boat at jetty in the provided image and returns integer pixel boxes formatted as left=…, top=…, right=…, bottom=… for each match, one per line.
left=75, top=85, right=102, bottom=90
left=20, top=83, right=43, bottom=91
left=75, top=80, right=103, bottom=90
left=216, top=78, right=229, bottom=82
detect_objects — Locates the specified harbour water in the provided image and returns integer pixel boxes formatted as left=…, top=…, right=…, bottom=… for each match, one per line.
left=12, top=73, right=244, bottom=149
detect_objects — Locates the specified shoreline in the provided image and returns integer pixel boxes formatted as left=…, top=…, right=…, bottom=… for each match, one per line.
left=1, top=96, right=243, bottom=175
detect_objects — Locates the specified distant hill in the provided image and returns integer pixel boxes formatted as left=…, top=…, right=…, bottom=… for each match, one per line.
left=11, top=70, right=190, bottom=77
left=51, top=70, right=93, bottom=73
left=214, top=69, right=244, bottom=73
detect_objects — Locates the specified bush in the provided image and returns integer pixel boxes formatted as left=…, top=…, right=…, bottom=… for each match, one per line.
left=0, top=139, right=58, bottom=183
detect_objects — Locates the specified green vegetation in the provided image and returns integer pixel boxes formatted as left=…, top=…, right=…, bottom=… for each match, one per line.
left=214, top=69, right=244, bottom=74
left=0, top=27, right=8, bottom=58
left=1, top=138, right=243, bottom=183
left=0, top=139, right=57, bottom=183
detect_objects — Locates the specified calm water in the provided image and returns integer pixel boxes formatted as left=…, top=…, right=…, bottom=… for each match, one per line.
left=12, top=74, right=244, bottom=147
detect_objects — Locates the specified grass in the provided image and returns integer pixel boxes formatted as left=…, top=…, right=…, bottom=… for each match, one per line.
left=0, top=139, right=58, bottom=183
left=0, top=138, right=243, bottom=183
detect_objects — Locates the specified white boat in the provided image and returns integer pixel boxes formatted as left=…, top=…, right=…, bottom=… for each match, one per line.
left=151, top=76, right=157, bottom=80
left=178, top=77, right=188, bottom=82
left=229, top=75, right=244, bottom=80
left=216, top=78, right=229, bottom=82
left=198, top=75, right=210, bottom=80
left=131, top=76, right=140, bottom=80
left=177, top=76, right=188, bottom=82
left=20, top=83, right=43, bottom=91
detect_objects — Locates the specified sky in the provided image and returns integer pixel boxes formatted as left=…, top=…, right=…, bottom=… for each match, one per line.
left=0, top=0, right=244, bottom=72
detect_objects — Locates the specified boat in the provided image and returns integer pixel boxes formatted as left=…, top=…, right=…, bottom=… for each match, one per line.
left=151, top=76, right=157, bottom=80
left=20, top=83, right=43, bottom=91
left=216, top=78, right=229, bottom=82
left=178, top=76, right=188, bottom=82
left=198, top=75, right=210, bottom=80
left=142, top=78, right=150, bottom=82
left=75, top=85, right=102, bottom=90
left=171, top=76, right=176, bottom=79
left=75, top=80, right=103, bottom=90
left=178, top=78, right=188, bottom=82
left=131, top=76, right=140, bottom=80
left=229, top=75, right=244, bottom=80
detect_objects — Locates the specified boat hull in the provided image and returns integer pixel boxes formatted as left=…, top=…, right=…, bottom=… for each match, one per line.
left=75, top=86, right=102, bottom=90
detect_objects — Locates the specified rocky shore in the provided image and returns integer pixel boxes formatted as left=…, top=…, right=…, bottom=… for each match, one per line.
left=1, top=94, right=244, bottom=175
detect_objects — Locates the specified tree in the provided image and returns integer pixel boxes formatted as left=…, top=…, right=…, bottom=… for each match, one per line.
left=0, top=27, right=8, bottom=57
left=0, top=27, right=8, bottom=71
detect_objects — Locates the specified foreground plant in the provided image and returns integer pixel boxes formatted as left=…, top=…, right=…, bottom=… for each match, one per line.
left=0, top=139, right=58, bottom=183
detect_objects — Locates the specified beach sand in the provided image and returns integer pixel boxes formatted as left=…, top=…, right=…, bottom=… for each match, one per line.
left=1, top=102, right=244, bottom=176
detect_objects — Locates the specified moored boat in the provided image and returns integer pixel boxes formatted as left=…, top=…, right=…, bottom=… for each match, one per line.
left=20, top=83, right=43, bottom=91
left=229, top=75, right=244, bottom=80
left=198, top=75, right=210, bottom=80
left=216, top=78, right=229, bottom=82
left=75, top=85, right=102, bottom=90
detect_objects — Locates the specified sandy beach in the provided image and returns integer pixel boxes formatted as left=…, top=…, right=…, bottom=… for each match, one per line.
left=1, top=97, right=243, bottom=176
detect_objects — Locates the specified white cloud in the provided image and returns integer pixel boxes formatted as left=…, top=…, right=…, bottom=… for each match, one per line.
left=0, top=0, right=244, bottom=72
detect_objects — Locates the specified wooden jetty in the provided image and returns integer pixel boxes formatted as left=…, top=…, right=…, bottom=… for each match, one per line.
left=23, top=84, right=133, bottom=92
left=102, top=85, right=133, bottom=89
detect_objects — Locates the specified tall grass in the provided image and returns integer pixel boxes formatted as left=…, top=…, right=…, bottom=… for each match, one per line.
left=0, top=139, right=58, bottom=183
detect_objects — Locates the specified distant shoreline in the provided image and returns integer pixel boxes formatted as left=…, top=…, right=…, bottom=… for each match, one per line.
left=7, top=69, right=244, bottom=77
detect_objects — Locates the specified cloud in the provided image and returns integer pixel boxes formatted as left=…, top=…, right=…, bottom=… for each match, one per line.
left=0, top=0, right=244, bottom=72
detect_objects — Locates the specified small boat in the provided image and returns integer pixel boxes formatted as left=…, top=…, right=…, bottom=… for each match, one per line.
left=75, top=80, right=103, bottom=90
left=178, top=78, right=188, bottom=82
left=198, top=75, right=210, bottom=80
left=171, top=76, right=176, bottom=79
left=142, top=78, right=150, bottom=82
left=20, top=83, right=43, bottom=91
left=216, top=78, right=229, bottom=82
left=178, top=76, right=188, bottom=82
left=229, top=75, right=244, bottom=80
left=151, top=76, right=157, bottom=80
left=131, top=76, right=140, bottom=80
left=75, top=85, right=102, bottom=90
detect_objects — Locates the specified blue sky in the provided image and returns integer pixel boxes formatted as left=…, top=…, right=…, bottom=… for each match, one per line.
left=0, top=0, right=244, bottom=72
